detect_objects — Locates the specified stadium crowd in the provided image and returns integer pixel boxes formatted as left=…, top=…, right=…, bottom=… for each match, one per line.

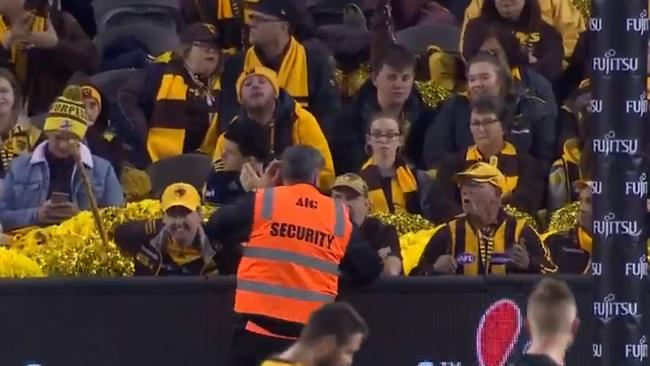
left=0, top=0, right=625, bottom=278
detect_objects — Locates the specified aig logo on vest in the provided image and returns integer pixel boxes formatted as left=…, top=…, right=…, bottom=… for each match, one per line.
left=626, top=255, right=648, bottom=280
left=625, top=173, right=647, bottom=198
left=593, top=293, right=641, bottom=323
left=592, top=131, right=638, bottom=156
left=627, top=10, right=649, bottom=35
left=626, top=336, right=648, bottom=362
left=592, top=49, right=639, bottom=75
left=593, top=213, right=642, bottom=238
left=626, top=93, right=648, bottom=117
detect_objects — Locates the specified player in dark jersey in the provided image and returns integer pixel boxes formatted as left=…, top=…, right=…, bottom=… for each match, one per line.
left=261, top=302, right=368, bottom=366
left=511, top=278, right=579, bottom=366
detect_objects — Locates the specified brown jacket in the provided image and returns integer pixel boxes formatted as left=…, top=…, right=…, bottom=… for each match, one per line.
left=0, top=9, right=98, bottom=115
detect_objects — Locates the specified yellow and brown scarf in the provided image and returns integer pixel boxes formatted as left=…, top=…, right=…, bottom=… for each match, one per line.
left=244, top=37, right=309, bottom=108
left=360, top=157, right=419, bottom=214
left=465, top=142, right=519, bottom=195
left=148, top=62, right=221, bottom=162
left=0, top=13, right=47, bottom=84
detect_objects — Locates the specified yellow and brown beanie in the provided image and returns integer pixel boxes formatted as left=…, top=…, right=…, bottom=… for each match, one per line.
left=236, top=66, right=280, bottom=102
left=81, top=85, right=102, bottom=110
left=43, top=85, right=89, bottom=139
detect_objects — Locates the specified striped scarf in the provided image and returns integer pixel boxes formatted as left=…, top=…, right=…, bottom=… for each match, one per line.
left=0, top=122, right=41, bottom=177
left=148, top=61, right=220, bottom=162
left=465, top=142, right=519, bottom=195
left=448, top=214, right=526, bottom=276
left=360, top=157, right=419, bottom=214
left=0, top=13, right=47, bottom=84
left=244, top=37, right=310, bottom=108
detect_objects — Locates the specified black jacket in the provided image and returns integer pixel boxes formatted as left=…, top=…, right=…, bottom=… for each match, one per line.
left=423, top=83, right=557, bottom=175
left=332, top=81, right=437, bottom=174
left=218, top=40, right=340, bottom=138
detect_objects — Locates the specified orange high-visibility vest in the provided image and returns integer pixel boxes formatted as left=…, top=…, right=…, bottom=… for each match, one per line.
left=235, top=184, right=353, bottom=324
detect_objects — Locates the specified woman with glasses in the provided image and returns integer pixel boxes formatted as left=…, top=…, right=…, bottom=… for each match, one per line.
left=423, top=50, right=556, bottom=178
left=359, top=114, right=431, bottom=216
left=428, top=95, right=542, bottom=223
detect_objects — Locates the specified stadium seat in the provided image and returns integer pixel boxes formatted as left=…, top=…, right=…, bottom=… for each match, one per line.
left=90, top=69, right=140, bottom=101
left=93, top=24, right=180, bottom=60
left=396, top=24, right=461, bottom=55
left=93, top=0, right=181, bottom=32
left=147, top=154, right=213, bottom=198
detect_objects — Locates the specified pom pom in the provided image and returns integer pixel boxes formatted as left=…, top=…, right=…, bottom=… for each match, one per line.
left=370, top=212, right=436, bottom=236
left=62, top=85, right=83, bottom=101
left=571, top=0, right=590, bottom=19
left=547, top=202, right=580, bottom=233
left=503, top=205, right=539, bottom=231
left=414, top=80, right=452, bottom=109
left=121, top=165, right=152, bottom=202
left=0, top=247, right=44, bottom=278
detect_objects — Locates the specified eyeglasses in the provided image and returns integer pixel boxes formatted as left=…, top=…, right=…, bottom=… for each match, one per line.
left=470, top=118, right=500, bottom=128
left=369, top=131, right=401, bottom=140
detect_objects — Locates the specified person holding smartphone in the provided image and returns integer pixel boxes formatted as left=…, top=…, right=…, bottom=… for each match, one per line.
left=0, top=86, right=123, bottom=231
left=410, top=162, right=556, bottom=276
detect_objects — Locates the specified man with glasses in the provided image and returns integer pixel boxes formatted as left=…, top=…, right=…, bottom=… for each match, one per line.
left=114, top=183, right=219, bottom=276
left=428, top=95, right=542, bottom=223
left=217, top=0, right=340, bottom=139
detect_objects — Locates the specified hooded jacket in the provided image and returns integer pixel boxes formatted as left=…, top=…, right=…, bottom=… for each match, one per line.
left=462, top=0, right=585, bottom=60
left=423, top=71, right=557, bottom=175
left=0, top=141, right=124, bottom=230
left=332, top=80, right=437, bottom=175
left=462, top=0, right=564, bottom=80
left=213, top=90, right=335, bottom=190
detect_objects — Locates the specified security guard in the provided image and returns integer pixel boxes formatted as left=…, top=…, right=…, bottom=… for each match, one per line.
left=411, top=162, right=556, bottom=276
left=206, top=145, right=382, bottom=366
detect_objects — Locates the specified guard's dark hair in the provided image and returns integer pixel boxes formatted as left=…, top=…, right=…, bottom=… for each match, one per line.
left=300, top=302, right=369, bottom=344
left=528, top=278, right=576, bottom=335
left=281, top=145, right=324, bottom=183
left=371, top=43, right=416, bottom=75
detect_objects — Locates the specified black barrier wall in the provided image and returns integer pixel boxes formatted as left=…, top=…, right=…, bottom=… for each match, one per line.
left=0, top=276, right=644, bottom=366
left=589, top=1, right=648, bottom=364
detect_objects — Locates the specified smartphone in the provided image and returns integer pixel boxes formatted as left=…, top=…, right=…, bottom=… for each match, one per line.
left=51, top=192, right=70, bottom=204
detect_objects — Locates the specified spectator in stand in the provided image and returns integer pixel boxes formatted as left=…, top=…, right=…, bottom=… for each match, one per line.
left=428, top=96, right=542, bottom=223
left=359, top=114, right=431, bottom=217
left=179, top=0, right=245, bottom=53
left=423, top=51, right=557, bottom=177
left=212, top=66, right=335, bottom=191
left=115, top=183, right=220, bottom=276
left=333, top=43, right=436, bottom=174
left=462, top=0, right=585, bottom=61
left=80, top=84, right=124, bottom=178
left=204, top=118, right=270, bottom=206
left=332, top=173, right=403, bottom=276
left=0, top=0, right=98, bottom=115
left=462, top=0, right=564, bottom=81
left=411, top=162, right=556, bottom=276
left=0, top=86, right=123, bottom=231
left=118, top=23, right=222, bottom=166
left=218, top=0, right=340, bottom=137
left=547, top=82, right=591, bottom=215
left=0, top=67, right=40, bottom=178
left=542, top=180, right=592, bottom=274
left=463, top=23, right=557, bottom=107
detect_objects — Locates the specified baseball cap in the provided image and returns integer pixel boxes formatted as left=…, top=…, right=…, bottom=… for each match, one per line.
left=251, top=0, right=297, bottom=25
left=180, top=23, right=221, bottom=46
left=161, top=183, right=201, bottom=212
left=332, top=173, right=369, bottom=197
left=453, top=162, right=506, bottom=191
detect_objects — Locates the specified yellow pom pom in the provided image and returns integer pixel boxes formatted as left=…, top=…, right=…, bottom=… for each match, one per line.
left=548, top=202, right=580, bottom=233
left=570, top=0, right=590, bottom=19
